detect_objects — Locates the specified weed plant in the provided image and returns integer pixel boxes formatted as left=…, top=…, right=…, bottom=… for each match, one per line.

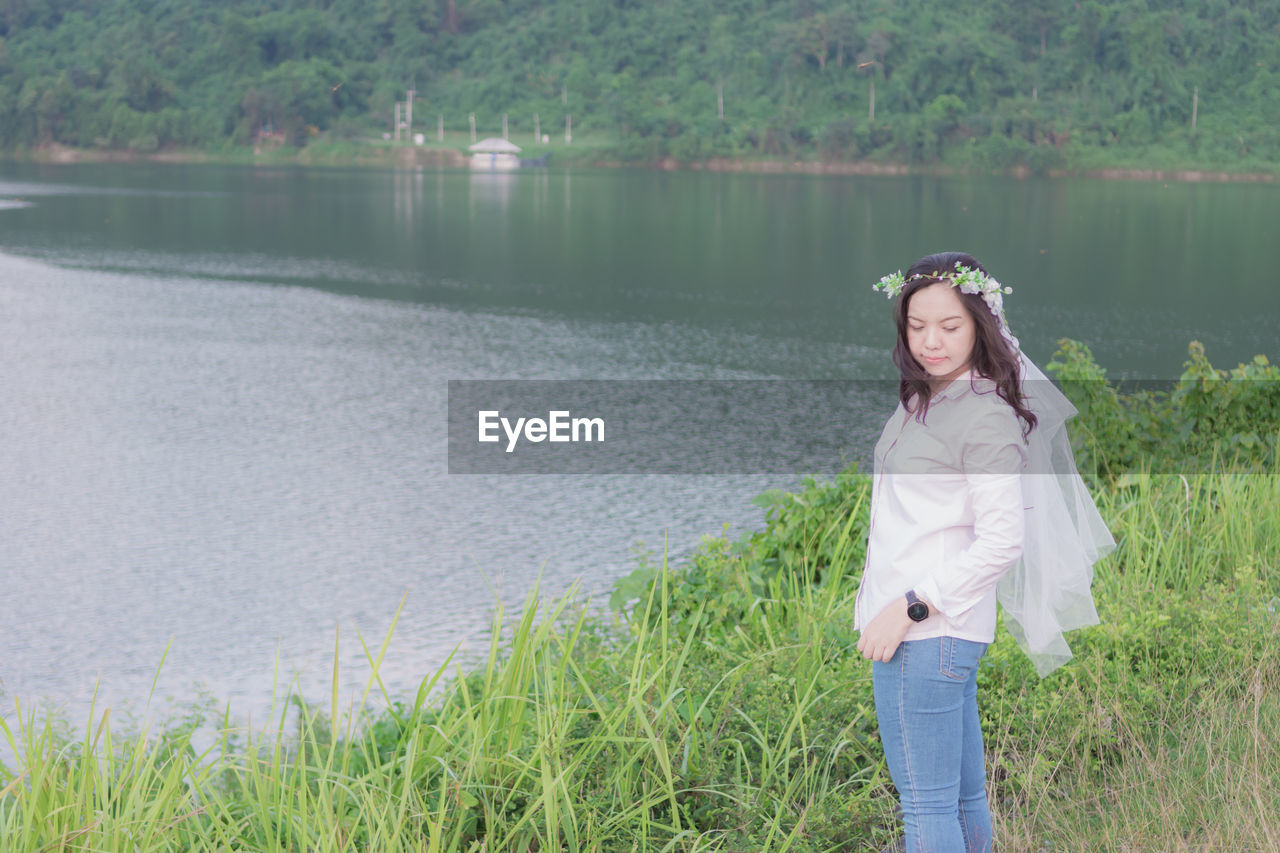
left=2, top=341, right=1277, bottom=851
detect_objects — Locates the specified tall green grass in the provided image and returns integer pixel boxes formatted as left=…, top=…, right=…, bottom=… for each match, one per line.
left=2, top=463, right=1277, bottom=851
left=1094, top=467, right=1280, bottom=596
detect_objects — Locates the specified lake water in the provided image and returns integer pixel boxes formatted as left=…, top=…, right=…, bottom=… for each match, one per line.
left=1, top=163, right=1276, bottom=729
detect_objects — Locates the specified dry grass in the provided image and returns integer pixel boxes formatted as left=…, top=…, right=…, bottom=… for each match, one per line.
left=991, top=640, right=1280, bottom=852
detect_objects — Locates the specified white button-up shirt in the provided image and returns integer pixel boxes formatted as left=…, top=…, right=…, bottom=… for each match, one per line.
left=853, top=369, right=1029, bottom=644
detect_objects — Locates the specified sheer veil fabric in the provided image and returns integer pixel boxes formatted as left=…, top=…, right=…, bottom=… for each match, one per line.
left=999, top=329, right=1117, bottom=676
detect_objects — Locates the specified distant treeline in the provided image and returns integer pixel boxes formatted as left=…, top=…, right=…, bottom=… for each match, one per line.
left=1, top=0, right=1278, bottom=170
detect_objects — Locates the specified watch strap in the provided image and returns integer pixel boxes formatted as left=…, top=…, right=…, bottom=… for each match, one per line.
left=905, top=589, right=929, bottom=622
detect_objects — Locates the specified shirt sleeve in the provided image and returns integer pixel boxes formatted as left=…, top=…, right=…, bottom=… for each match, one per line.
left=912, top=405, right=1028, bottom=622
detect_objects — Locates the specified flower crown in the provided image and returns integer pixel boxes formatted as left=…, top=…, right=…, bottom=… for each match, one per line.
left=873, top=261, right=1013, bottom=327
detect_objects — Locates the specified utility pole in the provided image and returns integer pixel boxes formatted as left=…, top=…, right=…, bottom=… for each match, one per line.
left=394, top=102, right=401, bottom=142
left=566, top=114, right=572, bottom=144
left=857, top=60, right=881, bottom=123
left=405, top=85, right=415, bottom=142
left=438, top=113, right=443, bottom=142
left=469, top=112, right=476, bottom=143
left=1191, top=86, right=1199, bottom=130
left=534, top=112, right=540, bottom=142
left=717, top=81, right=724, bottom=120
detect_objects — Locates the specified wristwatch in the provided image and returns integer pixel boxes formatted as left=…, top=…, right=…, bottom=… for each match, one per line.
left=905, top=589, right=929, bottom=622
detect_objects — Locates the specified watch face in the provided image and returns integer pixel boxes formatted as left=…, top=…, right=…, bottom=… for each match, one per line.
left=907, top=602, right=929, bottom=622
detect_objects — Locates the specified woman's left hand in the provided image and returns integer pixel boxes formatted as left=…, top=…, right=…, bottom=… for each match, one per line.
left=856, top=601, right=915, bottom=662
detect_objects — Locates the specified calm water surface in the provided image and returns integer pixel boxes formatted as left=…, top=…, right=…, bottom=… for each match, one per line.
left=1, top=163, right=1276, bottom=727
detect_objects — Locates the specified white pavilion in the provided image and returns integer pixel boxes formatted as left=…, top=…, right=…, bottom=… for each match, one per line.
left=468, top=138, right=522, bottom=171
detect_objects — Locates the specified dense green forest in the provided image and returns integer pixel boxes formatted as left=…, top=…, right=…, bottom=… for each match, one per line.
left=1, top=0, right=1278, bottom=171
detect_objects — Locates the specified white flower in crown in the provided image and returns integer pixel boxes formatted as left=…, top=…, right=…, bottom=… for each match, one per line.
left=873, top=271, right=906, bottom=298
left=872, top=261, right=1012, bottom=323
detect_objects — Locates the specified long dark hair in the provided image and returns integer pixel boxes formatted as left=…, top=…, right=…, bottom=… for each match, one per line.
left=892, top=251, right=1037, bottom=439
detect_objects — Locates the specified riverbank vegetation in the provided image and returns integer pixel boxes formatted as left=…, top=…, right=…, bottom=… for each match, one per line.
left=2, top=0, right=1279, bottom=175
left=2, top=338, right=1278, bottom=850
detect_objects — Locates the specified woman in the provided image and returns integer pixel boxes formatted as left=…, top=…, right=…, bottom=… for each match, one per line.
left=853, top=251, right=1114, bottom=852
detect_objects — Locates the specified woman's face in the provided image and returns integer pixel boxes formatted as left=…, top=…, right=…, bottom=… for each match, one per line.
left=905, top=282, right=975, bottom=383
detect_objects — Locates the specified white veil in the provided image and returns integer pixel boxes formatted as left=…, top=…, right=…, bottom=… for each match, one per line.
left=874, top=266, right=1117, bottom=676
left=998, top=330, right=1117, bottom=676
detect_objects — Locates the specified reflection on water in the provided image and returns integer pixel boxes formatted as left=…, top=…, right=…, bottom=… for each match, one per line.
left=467, top=170, right=520, bottom=209
left=392, top=169, right=422, bottom=230
left=391, top=170, right=546, bottom=234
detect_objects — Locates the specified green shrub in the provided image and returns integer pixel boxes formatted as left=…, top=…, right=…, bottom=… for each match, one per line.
left=611, top=470, right=870, bottom=634
left=817, top=118, right=857, bottom=160
left=127, top=132, right=159, bottom=153
left=1047, top=337, right=1280, bottom=479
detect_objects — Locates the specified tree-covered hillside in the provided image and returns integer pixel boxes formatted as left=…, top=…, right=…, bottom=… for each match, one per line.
left=1, top=0, right=1278, bottom=170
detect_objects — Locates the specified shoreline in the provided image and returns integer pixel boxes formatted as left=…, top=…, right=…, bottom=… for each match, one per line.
left=653, top=156, right=1280, bottom=183
left=6, top=142, right=1278, bottom=185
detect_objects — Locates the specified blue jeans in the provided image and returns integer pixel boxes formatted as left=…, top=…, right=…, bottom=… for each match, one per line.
left=872, top=636, right=991, bottom=853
